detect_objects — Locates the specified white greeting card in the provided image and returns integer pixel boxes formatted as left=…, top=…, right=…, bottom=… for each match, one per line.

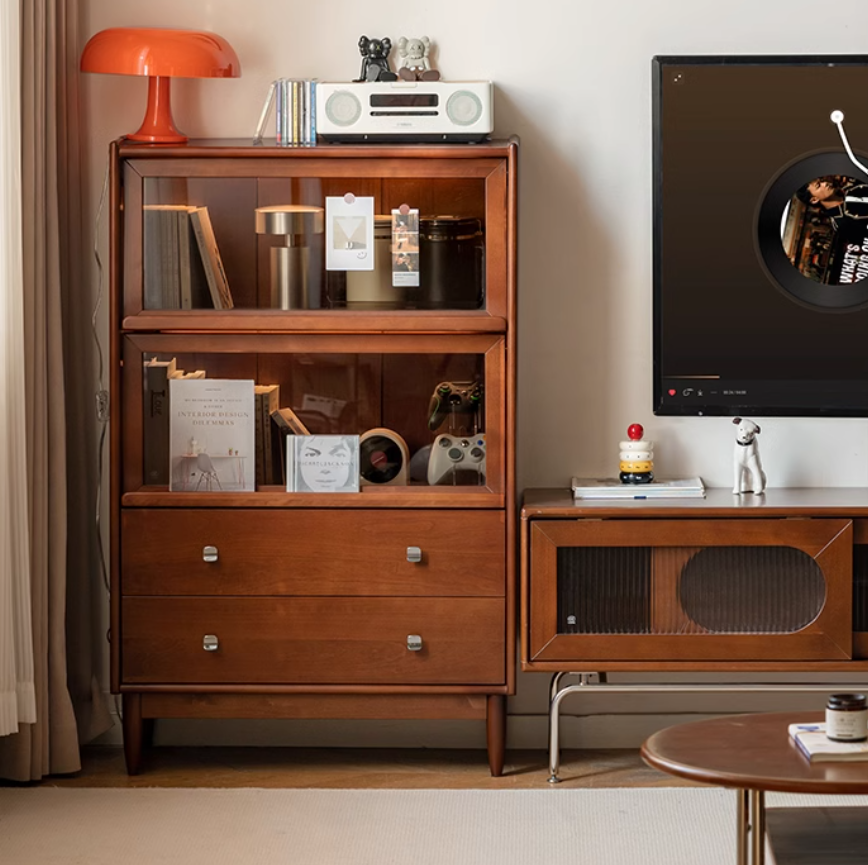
left=325, top=195, right=375, bottom=271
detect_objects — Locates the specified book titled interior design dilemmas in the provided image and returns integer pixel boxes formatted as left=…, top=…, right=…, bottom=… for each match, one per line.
left=169, top=378, right=255, bottom=492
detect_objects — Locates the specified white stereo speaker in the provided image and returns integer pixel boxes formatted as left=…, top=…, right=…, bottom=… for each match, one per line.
left=359, top=428, right=409, bottom=486
left=317, top=81, right=493, bottom=142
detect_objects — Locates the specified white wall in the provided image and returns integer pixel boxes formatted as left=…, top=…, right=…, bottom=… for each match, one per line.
left=81, top=0, right=868, bottom=750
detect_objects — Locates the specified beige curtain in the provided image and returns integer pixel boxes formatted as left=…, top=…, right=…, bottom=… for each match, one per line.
left=0, top=0, right=36, bottom=742
left=0, top=0, right=111, bottom=781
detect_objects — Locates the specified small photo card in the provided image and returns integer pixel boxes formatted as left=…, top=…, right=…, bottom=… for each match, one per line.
left=286, top=434, right=360, bottom=493
left=326, top=195, right=375, bottom=271
left=392, top=207, right=420, bottom=287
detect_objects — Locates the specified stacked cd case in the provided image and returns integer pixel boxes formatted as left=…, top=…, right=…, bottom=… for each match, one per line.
left=253, top=78, right=317, bottom=146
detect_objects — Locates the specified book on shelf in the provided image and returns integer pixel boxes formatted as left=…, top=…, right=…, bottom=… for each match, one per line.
left=570, top=476, right=706, bottom=500
left=143, top=206, right=180, bottom=309
left=270, top=406, right=312, bottom=485
left=168, top=378, right=255, bottom=492
left=142, top=359, right=206, bottom=485
left=143, top=357, right=176, bottom=485
left=188, top=206, right=234, bottom=310
left=286, top=434, right=360, bottom=493
left=253, top=385, right=281, bottom=488
left=143, top=205, right=213, bottom=310
left=788, top=722, right=868, bottom=761
left=176, top=208, right=212, bottom=309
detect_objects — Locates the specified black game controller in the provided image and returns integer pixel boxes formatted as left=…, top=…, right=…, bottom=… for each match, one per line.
left=427, top=381, right=483, bottom=431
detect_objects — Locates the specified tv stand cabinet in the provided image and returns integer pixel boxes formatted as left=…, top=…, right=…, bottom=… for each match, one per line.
left=521, top=488, right=868, bottom=780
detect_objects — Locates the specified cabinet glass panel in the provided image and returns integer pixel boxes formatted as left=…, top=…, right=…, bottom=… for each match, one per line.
left=556, top=545, right=826, bottom=636
left=132, top=171, right=493, bottom=313
left=124, top=336, right=504, bottom=497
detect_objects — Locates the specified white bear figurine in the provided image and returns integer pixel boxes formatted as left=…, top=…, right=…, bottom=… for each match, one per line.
left=732, top=417, right=766, bottom=495
left=397, top=36, right=431, bottom=72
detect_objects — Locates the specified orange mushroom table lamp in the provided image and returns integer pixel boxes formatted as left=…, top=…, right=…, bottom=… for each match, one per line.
left=80, top=27, right=241, bottom=143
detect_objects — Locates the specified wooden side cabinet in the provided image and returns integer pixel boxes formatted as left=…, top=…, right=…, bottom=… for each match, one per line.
left=110, top=139, right=518, bottom=774
left=521, top=488, right=868, bottom=673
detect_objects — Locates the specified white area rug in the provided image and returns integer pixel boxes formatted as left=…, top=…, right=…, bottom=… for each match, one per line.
left=2, top=787, right=868, bottom=865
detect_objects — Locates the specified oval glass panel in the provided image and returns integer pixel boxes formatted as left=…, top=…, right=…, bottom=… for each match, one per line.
left=680, top=546, right=825, bottom=633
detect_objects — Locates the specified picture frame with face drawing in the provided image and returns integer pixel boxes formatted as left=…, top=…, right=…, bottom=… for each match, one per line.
left=286, top=434, right=360, bottom=493
left=325, top=195, right=375, bottom=271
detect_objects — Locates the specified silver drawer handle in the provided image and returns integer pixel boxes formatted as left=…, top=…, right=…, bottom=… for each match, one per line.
left=203, top=634, right=219, bottom=652
left=407, top=634, right=423, bottom=651
left=406, top=546, right=422, bottom=564
left=203, top=545, right=218, bottom=563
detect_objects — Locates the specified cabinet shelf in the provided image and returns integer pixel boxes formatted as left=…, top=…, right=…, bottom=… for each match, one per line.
left=122, top=309, right=509, bottom=334
left=122, top=487, right=505, bottom=508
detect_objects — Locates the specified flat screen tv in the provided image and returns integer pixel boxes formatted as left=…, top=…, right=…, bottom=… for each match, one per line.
left=653, top=55, right=868, bottom=416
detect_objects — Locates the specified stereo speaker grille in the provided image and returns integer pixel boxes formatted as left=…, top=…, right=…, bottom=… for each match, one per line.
left=446, top=90, right=483, bottom=127
left=325, top=91, right=362, bottom=127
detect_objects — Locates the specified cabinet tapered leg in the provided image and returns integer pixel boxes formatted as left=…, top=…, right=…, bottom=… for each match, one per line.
left=122, top=693, right=144, bottom=775
left=486, top=694, right=506, bottom=776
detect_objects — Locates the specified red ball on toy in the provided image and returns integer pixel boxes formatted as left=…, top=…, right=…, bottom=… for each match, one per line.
left=627, top=423, right=644, bottom=441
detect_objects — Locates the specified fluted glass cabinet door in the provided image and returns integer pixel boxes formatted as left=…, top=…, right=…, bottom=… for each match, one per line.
left=528, top=518, right=853, bottom=662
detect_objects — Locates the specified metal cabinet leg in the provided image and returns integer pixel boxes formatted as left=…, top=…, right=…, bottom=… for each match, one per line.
left=548, top=673, right=566, bottom=783
left=749, top=790, right=765, bottom=865
left=737, top=789, right=749, bottom=865
left=547, top=672, right=585, bottom=784
left=547, top=672, right=603, bottom=784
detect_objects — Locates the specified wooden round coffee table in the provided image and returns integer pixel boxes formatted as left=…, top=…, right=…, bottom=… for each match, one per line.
left=642, top=711, right=868, bottom=865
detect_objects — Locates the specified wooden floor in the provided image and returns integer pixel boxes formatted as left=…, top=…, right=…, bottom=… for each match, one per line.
left=20, top=746, right=702, bottom=789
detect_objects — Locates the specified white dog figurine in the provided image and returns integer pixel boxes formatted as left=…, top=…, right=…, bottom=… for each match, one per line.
left=732, top=417, right=766, bottom=495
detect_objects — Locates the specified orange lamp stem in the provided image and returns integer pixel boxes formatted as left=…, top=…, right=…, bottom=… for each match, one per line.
left=127, top=76, right=186, bottom=143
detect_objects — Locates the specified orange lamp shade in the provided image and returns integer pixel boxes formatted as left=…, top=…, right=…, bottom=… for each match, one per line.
left=80, top=27, right=241, bottom=144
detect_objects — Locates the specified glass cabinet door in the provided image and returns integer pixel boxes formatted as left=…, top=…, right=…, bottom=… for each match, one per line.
left=528, top=518, right=853, bottom=662
left=120, top=151, right=511, bottom=326
left=121, top=333, right=506, bottom=503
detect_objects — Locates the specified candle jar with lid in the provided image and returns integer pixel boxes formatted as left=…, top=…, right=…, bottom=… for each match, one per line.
left=826, top=693, right=868, bottom=741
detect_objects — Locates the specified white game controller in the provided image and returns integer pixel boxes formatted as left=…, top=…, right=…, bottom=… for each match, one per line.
left=427, top=433, right=486, bottom=485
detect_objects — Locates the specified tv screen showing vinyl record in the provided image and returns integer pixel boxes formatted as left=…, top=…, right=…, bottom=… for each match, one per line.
left=653, top=55, right=868, bottom=416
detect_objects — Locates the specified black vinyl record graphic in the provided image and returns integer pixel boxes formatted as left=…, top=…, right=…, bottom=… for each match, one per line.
left=359, top=434, right=404, bottom=484
left=756, top=151, right=868, bottom=310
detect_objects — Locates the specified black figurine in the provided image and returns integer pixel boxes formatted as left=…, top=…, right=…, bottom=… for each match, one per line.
left=356, top=36, right=398, bottom=82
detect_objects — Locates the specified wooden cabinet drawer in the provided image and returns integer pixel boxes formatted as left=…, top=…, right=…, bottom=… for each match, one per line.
left=121, top=597, right=505, bottom=685
left=122, top=509, right=505, bottom=597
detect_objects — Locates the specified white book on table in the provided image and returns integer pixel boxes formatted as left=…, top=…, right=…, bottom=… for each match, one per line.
left=571, top=476, right=706, bottom=500
left=788, top=722, right=868, bottom=762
